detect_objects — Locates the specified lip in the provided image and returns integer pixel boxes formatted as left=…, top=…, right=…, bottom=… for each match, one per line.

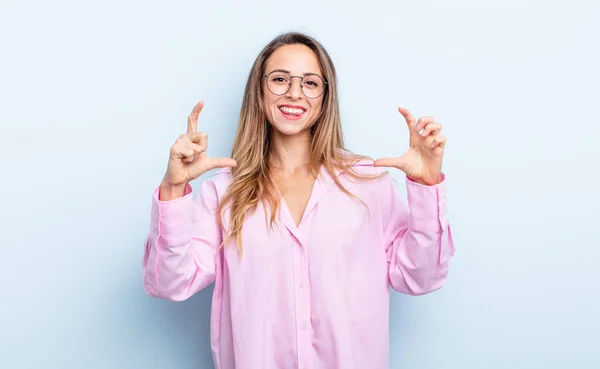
left=278, top=104, right=307, bottom=121
left=277, top=104, right=307, bottom=111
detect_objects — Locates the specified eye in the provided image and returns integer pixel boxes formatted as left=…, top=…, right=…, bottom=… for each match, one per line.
left=270, top=75, right=289, bottom=84
left=303, top=78, right=320, bottom=88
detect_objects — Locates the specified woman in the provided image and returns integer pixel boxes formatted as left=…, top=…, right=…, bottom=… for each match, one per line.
left=143, top=32, right=454, bottom=369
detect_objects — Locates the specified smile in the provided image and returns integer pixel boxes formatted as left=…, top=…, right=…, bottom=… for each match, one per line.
left=279, top=106, right=306, bottom=115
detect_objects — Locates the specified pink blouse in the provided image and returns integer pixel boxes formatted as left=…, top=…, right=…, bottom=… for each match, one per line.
left=142, top=160, right=455, bottom=369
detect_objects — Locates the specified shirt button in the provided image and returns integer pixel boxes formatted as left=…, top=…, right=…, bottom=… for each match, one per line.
left=299, top=282, right=304, bottom=288
left=301, top=322, right=307, bottom=330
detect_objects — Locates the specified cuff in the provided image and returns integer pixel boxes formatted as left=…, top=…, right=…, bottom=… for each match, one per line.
left=150, top=184, right=194, bottom=245
left=406, top=173, right=448, bottom=232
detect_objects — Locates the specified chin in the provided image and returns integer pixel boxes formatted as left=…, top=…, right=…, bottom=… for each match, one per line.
left=271, top=119, right=310, bottom=136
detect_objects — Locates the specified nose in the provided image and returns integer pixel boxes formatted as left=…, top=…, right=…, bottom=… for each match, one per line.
left=286, top=77, right=303, bottom=100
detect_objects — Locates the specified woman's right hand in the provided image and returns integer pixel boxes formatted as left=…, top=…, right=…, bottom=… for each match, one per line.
left=159, top=101, right=237, bottom=200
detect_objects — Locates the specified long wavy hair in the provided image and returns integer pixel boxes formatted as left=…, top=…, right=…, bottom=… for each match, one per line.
left=217, top=32, right=379, bottom=254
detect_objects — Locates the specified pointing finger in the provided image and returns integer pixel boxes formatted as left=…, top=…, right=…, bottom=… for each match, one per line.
left=398, top=107, right=417, bottom=131
left=187, top=101, right=204, bottom=134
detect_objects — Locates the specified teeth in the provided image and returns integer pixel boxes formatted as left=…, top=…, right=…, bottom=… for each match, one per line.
left=280, top=106, right=304, bottom=115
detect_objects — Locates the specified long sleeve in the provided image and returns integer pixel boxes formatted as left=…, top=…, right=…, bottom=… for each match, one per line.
left=382, top=173, right=455, bottom=295
left=142, top=180, right=222, bottom=301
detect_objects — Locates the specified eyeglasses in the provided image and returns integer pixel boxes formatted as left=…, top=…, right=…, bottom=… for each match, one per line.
left=262, top=70, right=328, bottom=99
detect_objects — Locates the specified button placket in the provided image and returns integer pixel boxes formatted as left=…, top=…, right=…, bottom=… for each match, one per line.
left=292, top=235, right=311, bottom=369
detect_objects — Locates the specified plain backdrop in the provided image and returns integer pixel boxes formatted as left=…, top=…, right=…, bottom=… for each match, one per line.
left=1, top=0, right=599, bottom=368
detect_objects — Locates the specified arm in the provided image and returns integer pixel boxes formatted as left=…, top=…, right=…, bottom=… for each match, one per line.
left=142, top=180, right=222, bottom=301
left=382, top=173, right=455, bottom=295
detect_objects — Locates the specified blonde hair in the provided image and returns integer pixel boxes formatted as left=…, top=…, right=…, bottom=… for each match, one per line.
left=218, top=32, right=380, bottom=253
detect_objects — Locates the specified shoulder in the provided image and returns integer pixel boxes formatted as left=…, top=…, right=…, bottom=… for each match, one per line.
left=336, top=150, right=391, bottom=180
left=333, top=151, right=396, bottom=193
left=195, top=168, right=233, bottom=201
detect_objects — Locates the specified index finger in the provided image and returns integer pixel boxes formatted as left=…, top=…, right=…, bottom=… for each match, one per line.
left=398, top=106, right=417, bottom=131
left=187, top=101, right=204, bottom=134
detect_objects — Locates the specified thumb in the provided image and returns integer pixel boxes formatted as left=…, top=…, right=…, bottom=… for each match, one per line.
left=206, top=157, right=237, bottom=170
left=394, top=155, right=408, bottom=172
left=373, top=157, right=402, bottom=168
left=398, top=107, right=418, bottom=131
left=373, top=156, right=409, bottom=171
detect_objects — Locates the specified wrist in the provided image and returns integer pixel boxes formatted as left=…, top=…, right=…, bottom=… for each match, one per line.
left=159, top=181, right=188, bottom=201
left=408, top=174, right=441, bottom=186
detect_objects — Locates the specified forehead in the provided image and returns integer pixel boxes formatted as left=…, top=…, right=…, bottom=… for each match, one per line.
left=265, top=44, right=322, bottom=75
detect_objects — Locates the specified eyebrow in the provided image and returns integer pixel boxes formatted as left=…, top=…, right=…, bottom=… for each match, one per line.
left=267, top=69, right=323, bottom=78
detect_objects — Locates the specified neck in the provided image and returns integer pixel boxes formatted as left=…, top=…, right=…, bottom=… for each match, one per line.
left=268, top=128, right=312, bottom=174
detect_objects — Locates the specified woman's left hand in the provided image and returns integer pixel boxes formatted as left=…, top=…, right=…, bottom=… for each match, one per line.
left=373, top=107, right=446, bottom=186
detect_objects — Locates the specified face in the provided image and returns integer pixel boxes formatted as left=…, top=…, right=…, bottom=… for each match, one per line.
left=262, top=44, right=325, bottom=137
